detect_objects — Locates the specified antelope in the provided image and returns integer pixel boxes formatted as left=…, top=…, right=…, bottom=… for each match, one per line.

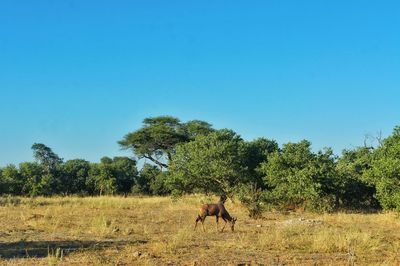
left=194, top=201, right=237, bottom=232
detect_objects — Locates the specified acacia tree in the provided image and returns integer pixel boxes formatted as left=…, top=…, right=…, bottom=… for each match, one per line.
left=119, top=116, right=213, bottom=169
left=119, top=116, right=186, bottom=169
left=167, top=129, right=246, bottom=198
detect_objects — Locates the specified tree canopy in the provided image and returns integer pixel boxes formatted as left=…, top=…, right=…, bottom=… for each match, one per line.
left=118, top=116, right=214, bottom=169
left=2, top=116, right=400, bottom=214
left=168, top=129, right=246, bottom=197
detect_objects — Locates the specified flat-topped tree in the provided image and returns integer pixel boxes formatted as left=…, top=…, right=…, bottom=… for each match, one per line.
left=119, top=116, right=214, bottom=169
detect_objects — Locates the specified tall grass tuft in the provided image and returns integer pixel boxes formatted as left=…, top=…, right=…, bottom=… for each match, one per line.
left=47, top=247, right=63, bottom=266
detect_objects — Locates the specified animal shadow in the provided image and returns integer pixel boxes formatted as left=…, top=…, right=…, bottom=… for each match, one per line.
left=0, top=239, right=147, bottom=259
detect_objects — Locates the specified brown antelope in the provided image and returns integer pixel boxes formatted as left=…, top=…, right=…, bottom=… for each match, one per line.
left=194, top=202, right=237, bottom=232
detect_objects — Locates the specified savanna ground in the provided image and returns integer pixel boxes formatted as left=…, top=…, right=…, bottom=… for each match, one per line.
left=0, top=196, right=399, bottom=266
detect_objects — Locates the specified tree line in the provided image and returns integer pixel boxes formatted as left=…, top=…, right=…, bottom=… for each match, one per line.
left=1, top=116, right=400, bottom=215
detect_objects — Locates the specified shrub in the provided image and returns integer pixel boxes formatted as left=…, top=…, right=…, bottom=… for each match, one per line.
left=236, top=183, right=265, bottom=218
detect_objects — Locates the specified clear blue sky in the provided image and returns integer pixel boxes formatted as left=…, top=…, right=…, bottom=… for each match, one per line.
left=1, top=1, right=400, bottom=166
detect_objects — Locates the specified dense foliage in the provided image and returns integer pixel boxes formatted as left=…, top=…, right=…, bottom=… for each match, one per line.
left=2, top=116, right=400, bottom=214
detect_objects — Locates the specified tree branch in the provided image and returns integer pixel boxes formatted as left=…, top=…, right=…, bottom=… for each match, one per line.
left=143, top=155, right=168, bottom=169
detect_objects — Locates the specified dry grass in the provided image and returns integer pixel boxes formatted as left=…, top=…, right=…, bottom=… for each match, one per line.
left=0, top=195, right=399, bottom=265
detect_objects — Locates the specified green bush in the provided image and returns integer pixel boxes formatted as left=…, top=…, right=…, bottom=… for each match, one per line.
left=236, top=183, right=265, bottom=218
left=364, top=127, right=400, bottom=210
left=260, top=141, right=338, bottom=212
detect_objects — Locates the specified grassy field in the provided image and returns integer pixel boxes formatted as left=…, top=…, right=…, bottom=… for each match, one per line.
left=0, top=196, right=399, bottom=265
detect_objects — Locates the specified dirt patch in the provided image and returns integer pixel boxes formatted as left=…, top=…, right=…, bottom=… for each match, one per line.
left=281, top=217, right=324, bottom=226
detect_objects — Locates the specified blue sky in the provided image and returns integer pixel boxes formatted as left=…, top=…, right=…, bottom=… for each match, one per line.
left=1, top=1, right=400, bottom=166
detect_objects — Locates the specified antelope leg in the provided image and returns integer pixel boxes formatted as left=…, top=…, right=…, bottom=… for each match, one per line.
left=194, top=215, right=201, bottom=231
left=221, top=218, right=227, bottom=232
